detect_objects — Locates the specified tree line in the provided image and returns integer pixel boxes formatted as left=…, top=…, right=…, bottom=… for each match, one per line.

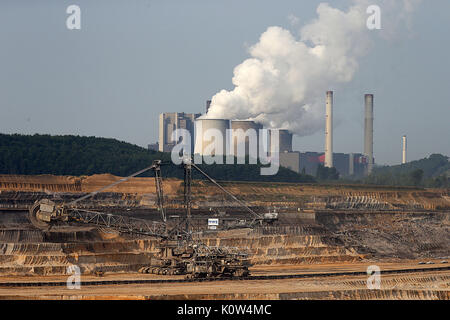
left=0, top=134, right=315, bottom=183
left=2, top=134, right=447, bottom=188
left=364, top=154, right=449, bottom=188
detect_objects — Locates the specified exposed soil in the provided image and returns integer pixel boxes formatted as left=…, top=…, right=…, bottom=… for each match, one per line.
left=1, top=269, right=448, bottom=300
left=0, top=174, right=448, bottom=299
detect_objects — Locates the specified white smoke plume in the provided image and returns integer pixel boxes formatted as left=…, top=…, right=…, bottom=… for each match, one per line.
left=204, top=0, right=421, bottom=136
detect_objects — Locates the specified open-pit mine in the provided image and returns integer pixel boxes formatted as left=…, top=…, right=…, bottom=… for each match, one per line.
left=0, top=171, right=448, bottom=300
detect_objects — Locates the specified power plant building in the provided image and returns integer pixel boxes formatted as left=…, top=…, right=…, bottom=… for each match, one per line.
left=276, top=130, right=293, bottom=153
left=230, top=120, right=263, bottom=158
left=194, top=118, right=293, bottom=158
left=159, top=112, right=201, bottom=153
left=158, top=91, right=374, bottom=179
left=280, top=151, right=367, bottom=177
left=194, top=119, right=230, bottom=156
left=264, top=129, right=294, bottom=155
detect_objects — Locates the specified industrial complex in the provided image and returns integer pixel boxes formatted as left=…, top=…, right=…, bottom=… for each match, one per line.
left=1, top=0, right=449, bottom=306
left=0, top=91, right=447, bottom=301
left=0, top=89, right=445, bottom=302
left=152, top=92, right=376, bottom=178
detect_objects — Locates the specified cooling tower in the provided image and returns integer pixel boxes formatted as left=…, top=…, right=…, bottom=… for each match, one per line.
left=364, top=94, right=374, bottom=174
left=402, top=135, right=407, bottom=164
left=325, top=91, right=333, bottom=168
left=267, top=129, right=292, bottom=153
left=231, top=120, right=262, bottom=158
left=194, top=119, right=230, bottom=156
left=278, top=130, right=293, bottom=153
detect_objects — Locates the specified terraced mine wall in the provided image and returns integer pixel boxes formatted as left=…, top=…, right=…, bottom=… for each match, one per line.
left=0, top=209, right=448, bottom=276
left=314, top=210, right=450, bottom=260
left=0, top=191, right=158, bottom=211
left=0, top=222, right=363, bottom=276
left=6, top=289, right=448, bottom=300
left=1, top=174, right=449, bottom=211
left=0, top=174, right=448, bottom=277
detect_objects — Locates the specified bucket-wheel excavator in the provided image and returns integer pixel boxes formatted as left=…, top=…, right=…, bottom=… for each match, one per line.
left=29, top=159, right=276, bottom=278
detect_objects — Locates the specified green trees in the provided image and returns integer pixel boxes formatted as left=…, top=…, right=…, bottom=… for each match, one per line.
left=410, top=169, right=424, bottom=186
left=426, top=175, right=449, bottom=188
left=316, top=164, right=339, bottom=181
left=0, top=134, right=165, bottom=176
left=364, top=154, right=449, bottom=188
left=0, top=133, right=315, bottom=183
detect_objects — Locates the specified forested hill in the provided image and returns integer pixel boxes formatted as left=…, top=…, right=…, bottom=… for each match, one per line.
left=365, top=154, right=449, bottom=187
left=0, top=133, right=315, bottom=183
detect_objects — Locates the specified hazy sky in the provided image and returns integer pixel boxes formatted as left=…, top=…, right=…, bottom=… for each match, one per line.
left=0, top=0, right=449, bottom=165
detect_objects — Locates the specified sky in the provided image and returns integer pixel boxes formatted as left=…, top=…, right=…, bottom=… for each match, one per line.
left=0, top=0, right=449, bottom=165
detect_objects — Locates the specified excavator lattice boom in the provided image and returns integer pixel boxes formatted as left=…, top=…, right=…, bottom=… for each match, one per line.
left=28, top=159, right=270, bottom=278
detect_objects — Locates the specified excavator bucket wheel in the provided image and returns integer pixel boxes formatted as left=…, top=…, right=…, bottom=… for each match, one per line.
left=29, top=199, right=53, bottom=230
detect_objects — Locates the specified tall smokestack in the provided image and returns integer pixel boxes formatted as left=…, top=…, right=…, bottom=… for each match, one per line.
left=325, top=91, right=333, bottom=168
left=402, top=135, right=407, bottom=164
left=364, top=94, right=374, bottom=175
left=349, top=153, right=355, bottom=176
left=206, top=100, right=212, bottom=114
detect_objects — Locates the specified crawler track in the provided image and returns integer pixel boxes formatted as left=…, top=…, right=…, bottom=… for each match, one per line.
left=1, top=266, right=449, bottom=288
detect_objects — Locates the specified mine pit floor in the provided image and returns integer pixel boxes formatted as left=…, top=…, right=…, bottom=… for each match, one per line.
left=0, top=260, right=449, bottom=300
left=0, top=260, right=445, bottom=284
left=0, top=268, right=448, bottom=300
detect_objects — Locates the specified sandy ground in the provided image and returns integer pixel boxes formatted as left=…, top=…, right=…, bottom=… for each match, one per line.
left=0, top=261, right=448, bottom=300
left=0, top=260, right=447, bottom=283
left=0, top=271, right=448, bottom=300
left=0, top=174, right=448, bottom=300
